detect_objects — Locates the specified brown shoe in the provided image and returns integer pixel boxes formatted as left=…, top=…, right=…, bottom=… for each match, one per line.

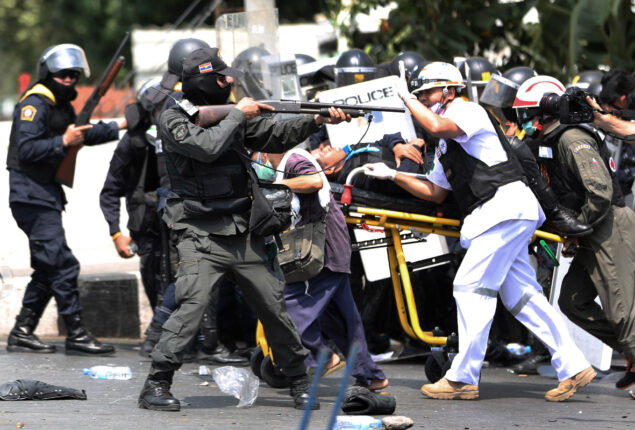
left=545, top=366, right=596, bottom=402
left=420, top=377, right=479, bottom=400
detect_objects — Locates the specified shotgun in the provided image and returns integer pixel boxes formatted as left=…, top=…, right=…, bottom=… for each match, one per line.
left=55, top=32, right=130, bottom=187
left=194, top=100, right=406, bottom=128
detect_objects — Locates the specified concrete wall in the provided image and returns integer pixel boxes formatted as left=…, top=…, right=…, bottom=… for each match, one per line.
left=0, top=120, right=152, bottom=338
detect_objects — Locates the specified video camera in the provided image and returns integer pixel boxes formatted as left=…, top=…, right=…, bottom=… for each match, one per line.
left=539, top=87, right=594, bottom=124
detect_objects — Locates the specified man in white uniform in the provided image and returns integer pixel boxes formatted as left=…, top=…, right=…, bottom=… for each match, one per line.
left=364, top=62, right=595, bottom=401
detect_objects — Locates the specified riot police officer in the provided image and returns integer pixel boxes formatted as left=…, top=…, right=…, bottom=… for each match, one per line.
left=6, top=44, right=124, bottom=355
left=145, top=38, right=210, bottom=112
left=99, top=77, right=164, bottom=311
left=513, top=75, right=635, bottom=392
left=137, top=47, right=349, bottom=412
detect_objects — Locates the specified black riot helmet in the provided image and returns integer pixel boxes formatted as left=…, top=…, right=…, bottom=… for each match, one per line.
left=334, top=48, right=376, bottom=87
left=407, top=59, right=432, bottom=93
left=231, top=47, right=272, bottom=100
left=36, top=44, right=90, bottom=82
left=458, top=57, right=498, bottom=87
left=502, top=66, right=537, bottom=87
left=167, top=38, right=211, bottom=76
left=569, top=70, right=604, bottom=90
left=388, top=51, right=425, bottom=77
left=295, top=54, right=316, bottom=66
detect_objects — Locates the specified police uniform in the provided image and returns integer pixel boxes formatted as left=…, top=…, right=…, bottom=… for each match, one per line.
left=149, top=105, right=321, bottom=378
left=425, top=98, right=590, bottom=386
left=6, top=82, right=119, bottom=355
left=99, top=131, right=163, bottom=309
left=541, top=122, right=635, bottom=362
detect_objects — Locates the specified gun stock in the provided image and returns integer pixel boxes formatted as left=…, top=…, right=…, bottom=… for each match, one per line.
left=195, top=105, right=236, bottom=128
left=55, top=33, right=129, bottom=188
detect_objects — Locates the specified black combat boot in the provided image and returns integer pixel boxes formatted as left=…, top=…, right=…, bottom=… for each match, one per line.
left=138, top=370, right=180, bottom=411
left=289, top=374, right=320, bottom=410
left=536, top=185, right=593, bottom=237
left=140, top=322, right=163, bottom=358
left=197, top=310, right=248, bottom=365
left=7, top=307, right=56, bottom=353
left=63, top=313, right=115, bottom=356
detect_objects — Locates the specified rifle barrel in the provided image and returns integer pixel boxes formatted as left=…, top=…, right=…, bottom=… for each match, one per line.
left=303, top=102, right=404, bottom=113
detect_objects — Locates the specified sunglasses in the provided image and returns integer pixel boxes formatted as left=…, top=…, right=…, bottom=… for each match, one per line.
left=52, top=70, right=80, bottom=80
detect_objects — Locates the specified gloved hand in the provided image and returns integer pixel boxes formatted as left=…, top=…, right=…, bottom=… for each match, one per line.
left=396, top=60, right=415, bottom=101
left=363, top=162, right=397, bottom=181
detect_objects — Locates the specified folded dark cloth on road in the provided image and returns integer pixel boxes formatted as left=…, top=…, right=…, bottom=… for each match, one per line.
left=0, top=380, right=87, bottom=400
left=341, top=386, right=396, bottom=415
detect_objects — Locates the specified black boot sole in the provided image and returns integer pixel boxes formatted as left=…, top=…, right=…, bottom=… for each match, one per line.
left=65, top=348, right=116, bottom=356
left=7, top=344, right=56, bottom=354
left=138, top=399, right=180, bottom=411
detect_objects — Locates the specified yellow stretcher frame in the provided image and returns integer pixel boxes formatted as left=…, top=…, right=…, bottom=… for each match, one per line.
left=344, top=205, right=563, bottom=347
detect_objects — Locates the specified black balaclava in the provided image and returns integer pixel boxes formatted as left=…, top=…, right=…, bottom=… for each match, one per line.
left=43, top=74, right=78, bottom=104
left=182, top=73, right=231, bottom=106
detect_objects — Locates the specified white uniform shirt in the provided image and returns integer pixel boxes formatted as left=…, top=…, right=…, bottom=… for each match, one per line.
left=426, top=98, right=545, bottom=246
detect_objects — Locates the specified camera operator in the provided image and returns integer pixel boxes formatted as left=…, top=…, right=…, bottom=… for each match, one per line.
left=513, top=75, right=635, bottom=394
left=588, top=97, right=635, bottom=142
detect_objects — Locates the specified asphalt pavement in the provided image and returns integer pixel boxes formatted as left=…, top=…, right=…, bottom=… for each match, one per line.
left=0, top=338, right=632, bottom=430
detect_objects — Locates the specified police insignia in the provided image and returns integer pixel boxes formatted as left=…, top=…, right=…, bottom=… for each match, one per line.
left=439, top=140, right=447, bottom=155
left=172, top=124, right=188, bottom=141
left=20, top=105, right=37, bottom=121
left=573, top=143, right=591, bottom=153
left=609, top=157, right=616, bottom=172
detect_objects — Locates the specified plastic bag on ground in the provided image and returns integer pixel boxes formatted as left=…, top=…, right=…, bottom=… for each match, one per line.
left=211, top=366, right=259, bottom=407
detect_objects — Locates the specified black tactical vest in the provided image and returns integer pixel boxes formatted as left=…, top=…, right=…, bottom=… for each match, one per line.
left=437, top=112, right=525, bottom=217
left=542, top=124, right=625, bottom=212
left=165, top=140, right=252, bottom=215
left=6, top=88, right=74, bottom=183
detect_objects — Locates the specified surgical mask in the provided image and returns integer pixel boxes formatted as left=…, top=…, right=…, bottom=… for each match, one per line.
left=429, top=102, right=443, bottom=114
left=252, top=153, right=275, bottom=181
left=521, top=120, right=538, bottom=137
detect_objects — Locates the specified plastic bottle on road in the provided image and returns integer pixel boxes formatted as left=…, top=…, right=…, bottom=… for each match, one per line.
left=332, top=416, right=383, bottom=430
left=83, top=366, right=132, bottom=380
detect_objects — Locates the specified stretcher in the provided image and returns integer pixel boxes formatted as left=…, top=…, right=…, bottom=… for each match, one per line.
left=331, top=169, right=563, bottom=382
left=251, top=172, right=564, bottom=386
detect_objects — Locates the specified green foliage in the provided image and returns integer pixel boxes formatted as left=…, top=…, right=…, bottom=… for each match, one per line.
left=327, top=0, right=634, bottom=82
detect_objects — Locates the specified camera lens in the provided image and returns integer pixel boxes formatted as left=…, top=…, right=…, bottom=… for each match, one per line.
left=540, top=93, right=561, bottom=117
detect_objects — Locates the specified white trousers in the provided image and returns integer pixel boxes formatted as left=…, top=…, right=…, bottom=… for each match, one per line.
left=444, top=219, right=590, bottom=386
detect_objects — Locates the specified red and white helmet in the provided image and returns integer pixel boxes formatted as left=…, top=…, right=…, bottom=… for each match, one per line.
left=410, top=61, right=465, bottom=95
left=512, top=75, right=565, bottom=109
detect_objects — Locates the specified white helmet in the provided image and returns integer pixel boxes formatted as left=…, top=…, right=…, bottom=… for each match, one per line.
left=410, top=62, right=465, bottom=95
left=512, top=75, right=565, bottom=109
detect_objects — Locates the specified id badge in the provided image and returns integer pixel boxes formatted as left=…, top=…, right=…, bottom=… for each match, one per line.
left=538, top=146, right=553, bottom=159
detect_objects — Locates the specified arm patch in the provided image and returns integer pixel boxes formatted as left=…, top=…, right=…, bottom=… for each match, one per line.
left=20, top=105, right=37, bottom=121
left=171, top=123, right=189, bottom=141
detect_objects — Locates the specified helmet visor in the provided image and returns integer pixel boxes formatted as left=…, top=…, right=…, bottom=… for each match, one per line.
left=334, top=67, right=376, bottom=87
left=43, top=44, right=90, bottom=78
left=480, top=74, right=519, bottom=108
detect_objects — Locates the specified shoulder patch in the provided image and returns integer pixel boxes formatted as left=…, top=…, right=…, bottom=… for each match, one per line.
left=20, top=105, right=37, bottom=121
left=171, top=123, right=189, bottom=141
left=572, top=143, right=591, bottom=153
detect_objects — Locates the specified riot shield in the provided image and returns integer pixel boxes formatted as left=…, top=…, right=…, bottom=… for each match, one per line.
left=215, top=9, right=302, bottom=101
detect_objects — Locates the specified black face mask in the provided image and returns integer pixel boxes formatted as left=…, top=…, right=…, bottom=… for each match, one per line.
left=43, top=75, right=78, bottom=104
left=182, top=73, right=231, bottom=106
